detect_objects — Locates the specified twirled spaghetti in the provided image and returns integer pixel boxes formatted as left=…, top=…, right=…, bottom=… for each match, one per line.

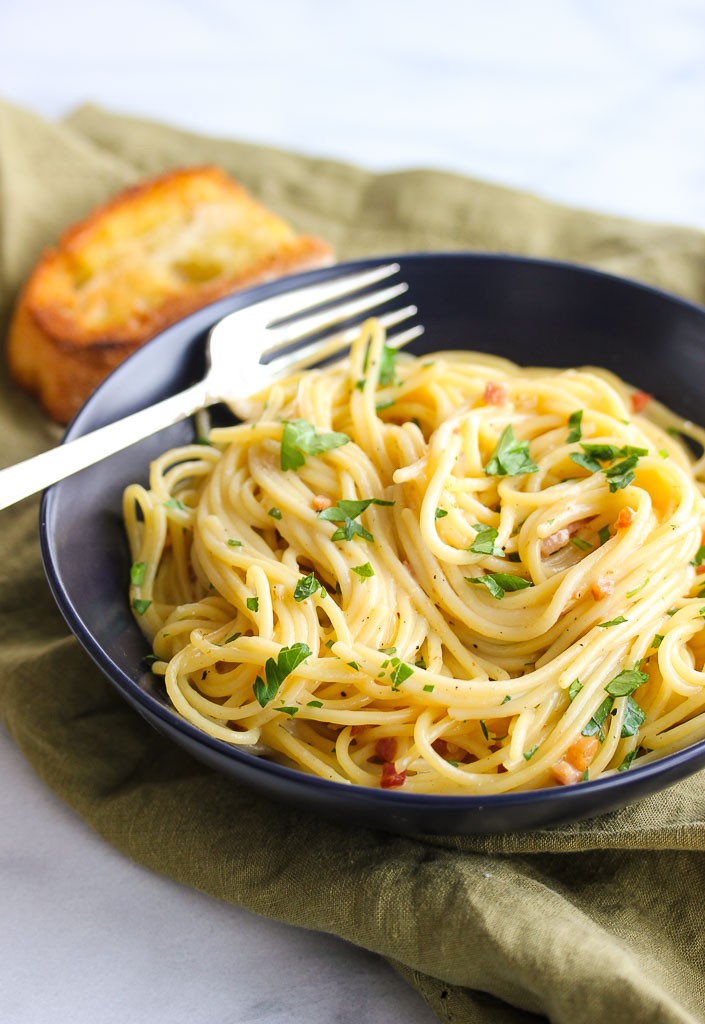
left=124, top=320, right=705, bottom=793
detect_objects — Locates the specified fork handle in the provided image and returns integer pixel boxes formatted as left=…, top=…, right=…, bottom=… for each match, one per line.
left=0, top=381, right=210, bottom=511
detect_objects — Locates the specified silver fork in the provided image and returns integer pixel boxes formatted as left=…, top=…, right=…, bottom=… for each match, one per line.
left=0, top=263, right=422, bottom=511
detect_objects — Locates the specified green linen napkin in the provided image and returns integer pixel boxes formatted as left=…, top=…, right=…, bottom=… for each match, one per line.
left=2, top=98, right=705, bottom=1024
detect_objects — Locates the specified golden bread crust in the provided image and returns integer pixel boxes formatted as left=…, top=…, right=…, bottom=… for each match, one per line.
left=7, top=166, right=333, bottom=423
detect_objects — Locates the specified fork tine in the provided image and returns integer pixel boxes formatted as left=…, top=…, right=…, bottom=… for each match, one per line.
left=262, top=281, right=409, bottom=359
left=252, top=262, right=402, bottom=326
left=268, top=305, right=421, bottom=378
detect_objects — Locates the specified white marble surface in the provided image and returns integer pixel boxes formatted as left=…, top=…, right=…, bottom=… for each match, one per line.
left=1, top=2, right=705, bottom=1022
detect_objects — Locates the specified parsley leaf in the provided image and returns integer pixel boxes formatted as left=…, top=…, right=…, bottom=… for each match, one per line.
left=568, top=679, right=583, bottom=701
left=164, top=498, right=187, bottom=512
left=566, top=410, right=583, bottom=443
left=605, top=668, right=648, bottom=697
left=227, top=539, right=243, bottom=547
left=246, top=597, right=259, bottom=612
left=598, top=525, right=611, bottom=545
left=598, top=616, right=628, bottom=628
left=130, top=561, right=147, bottom=585
left=390, top=662, right=414, bottom=690
left=621, top=696, right=646, bottom=737
left=268, top=507, right=283, bottom=520
left=317, top=497, right=394, bottom=543
left=278, top=706, right=299, bottom=717
left=652, top=634, right=664, bottom=649
left=294, top=572, right=326, bottom=601
left=582, top=696, right=614, bottom=740
left=570, top=452, right=602, bottom=474
left=618, top=749, right=638, bottom=771
left=280, top=419, right=350, bottom=471
left=570, top=536, right=593, bottom=552
left=351, top=562, right=375, bottom=579
left=465, top=572, right=533, bottom=599
left=379, top=345, right=398, bottom=386
left=604, top=455, right=639, bottom=492
left=307, top=700, right=324, bottom=708
left=253, top=642, right=312, bottom=707
left=484, top=425, right=538, bottom=476
left=691, top=545, right=705, bottom=567
left=131, top=598, right=151, bottom=615
left=470, top=523, right=504, bottom=557
left=435, top=507, right=448, bottom=519
left=523, top=745, right=540, bottom=761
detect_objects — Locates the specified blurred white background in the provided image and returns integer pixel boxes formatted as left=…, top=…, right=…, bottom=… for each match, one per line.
left=2, top=0, right=704, bottom=227
left=1, top=3, right=704, bottom=1023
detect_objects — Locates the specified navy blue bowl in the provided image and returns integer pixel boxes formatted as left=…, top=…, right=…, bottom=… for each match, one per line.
left=40, top=253, right=705, bottom=834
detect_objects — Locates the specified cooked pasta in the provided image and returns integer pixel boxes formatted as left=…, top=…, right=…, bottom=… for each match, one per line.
left=123, top=320, right=705, bottom=793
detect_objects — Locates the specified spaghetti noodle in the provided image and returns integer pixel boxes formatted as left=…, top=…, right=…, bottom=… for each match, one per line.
left=124, top=320, right=705, bottom=793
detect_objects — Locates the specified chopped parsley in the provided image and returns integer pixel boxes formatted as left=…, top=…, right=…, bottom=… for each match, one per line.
left=626, top=578, right=649, bottom=598
left=484, top=425, right=538, bottom=477
left=379, top=646, right=397, bottom=655
left=605, top=668, right=648, bottom=697
left=570, top=537, right=593, bottom=552
left=130, top=561, right=147, bottom=585
left=227, top=539, right=243, bottom=547
left=435, top=507, right=449, bottom=519
left=523, top=745, right=540, bottom=761
left=621, top=696, right=646, bottom=737
left=280, top=418, right=350, bottom=471
left=570, top=444, right=646, bottom=492
left=618, top=749, right=638, bottom=772
left=568, top=679, right=583, bottom=701
left=163, top=498, right=187, bottom=512
left=294, top=572, right=326, bottom=601
left=652, top=634, right=664, bottom=649
left=470, top=523, right=504, bottom=557
left=691, top=545, right=705, bottom=567
left=131, top=598, right=151, bottom=615
left=465, top=572, right=533, bottom=599
left=479, top=720, right=489, bottom=741
left=351, top=562, right=375, bottom=579
left=501, top=695, right=512, bottom=704
left=390, top=662, right=414, bottom=690
left=253, top=643, right=312, bottom=707
left=268, top=507, right=283, bottom=520
left=604, top=455, right=639, bottom=492
left=317, top=497, right=394, bottom=543
left=307, top=700, right=323, bottom=708
left=246, top=597, right=259, bottom=612
left=566, top=410, right=583, bottom=443
left=278, top=706, right=299, bottom=717
left=598, top=525, right=611, bottom=546
left=423, top=683, right=435, bottom=692
left=581, top=696, right=614, bottom=740
left=597, top=616, right=628, bottom=628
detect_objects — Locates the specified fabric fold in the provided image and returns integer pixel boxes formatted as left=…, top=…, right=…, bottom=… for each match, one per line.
left=1, top=98, right=705, bottom=1024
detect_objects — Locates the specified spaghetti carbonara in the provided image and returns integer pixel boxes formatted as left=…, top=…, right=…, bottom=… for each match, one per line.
left=124, top=320, right=705, bottom=793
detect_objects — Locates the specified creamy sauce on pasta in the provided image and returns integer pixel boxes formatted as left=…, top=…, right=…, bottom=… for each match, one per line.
left=124, top=320, right=705, bottom=793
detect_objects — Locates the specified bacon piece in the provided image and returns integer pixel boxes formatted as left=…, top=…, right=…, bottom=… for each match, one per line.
left=614, top=506, right=636, bottom=529
left=375, top=737, right=398, bottom=762
left=565, top=736, right=599, bottom=772
left=380, top=762, right=407, bottom=788
left=312, top=495, right=333, bottom=511
left=483, top=381, right=508, bottom=405
left=551, top=760, right=582, bottom=786
left=541, top=518, right=589, bottom=557
left=631, top=390, right=651, bottom=413
left=591, top=576, right=614, bottom=600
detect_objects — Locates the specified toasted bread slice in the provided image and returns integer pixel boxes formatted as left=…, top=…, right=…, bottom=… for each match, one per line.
left=7, top=166, right=333, bottom=423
